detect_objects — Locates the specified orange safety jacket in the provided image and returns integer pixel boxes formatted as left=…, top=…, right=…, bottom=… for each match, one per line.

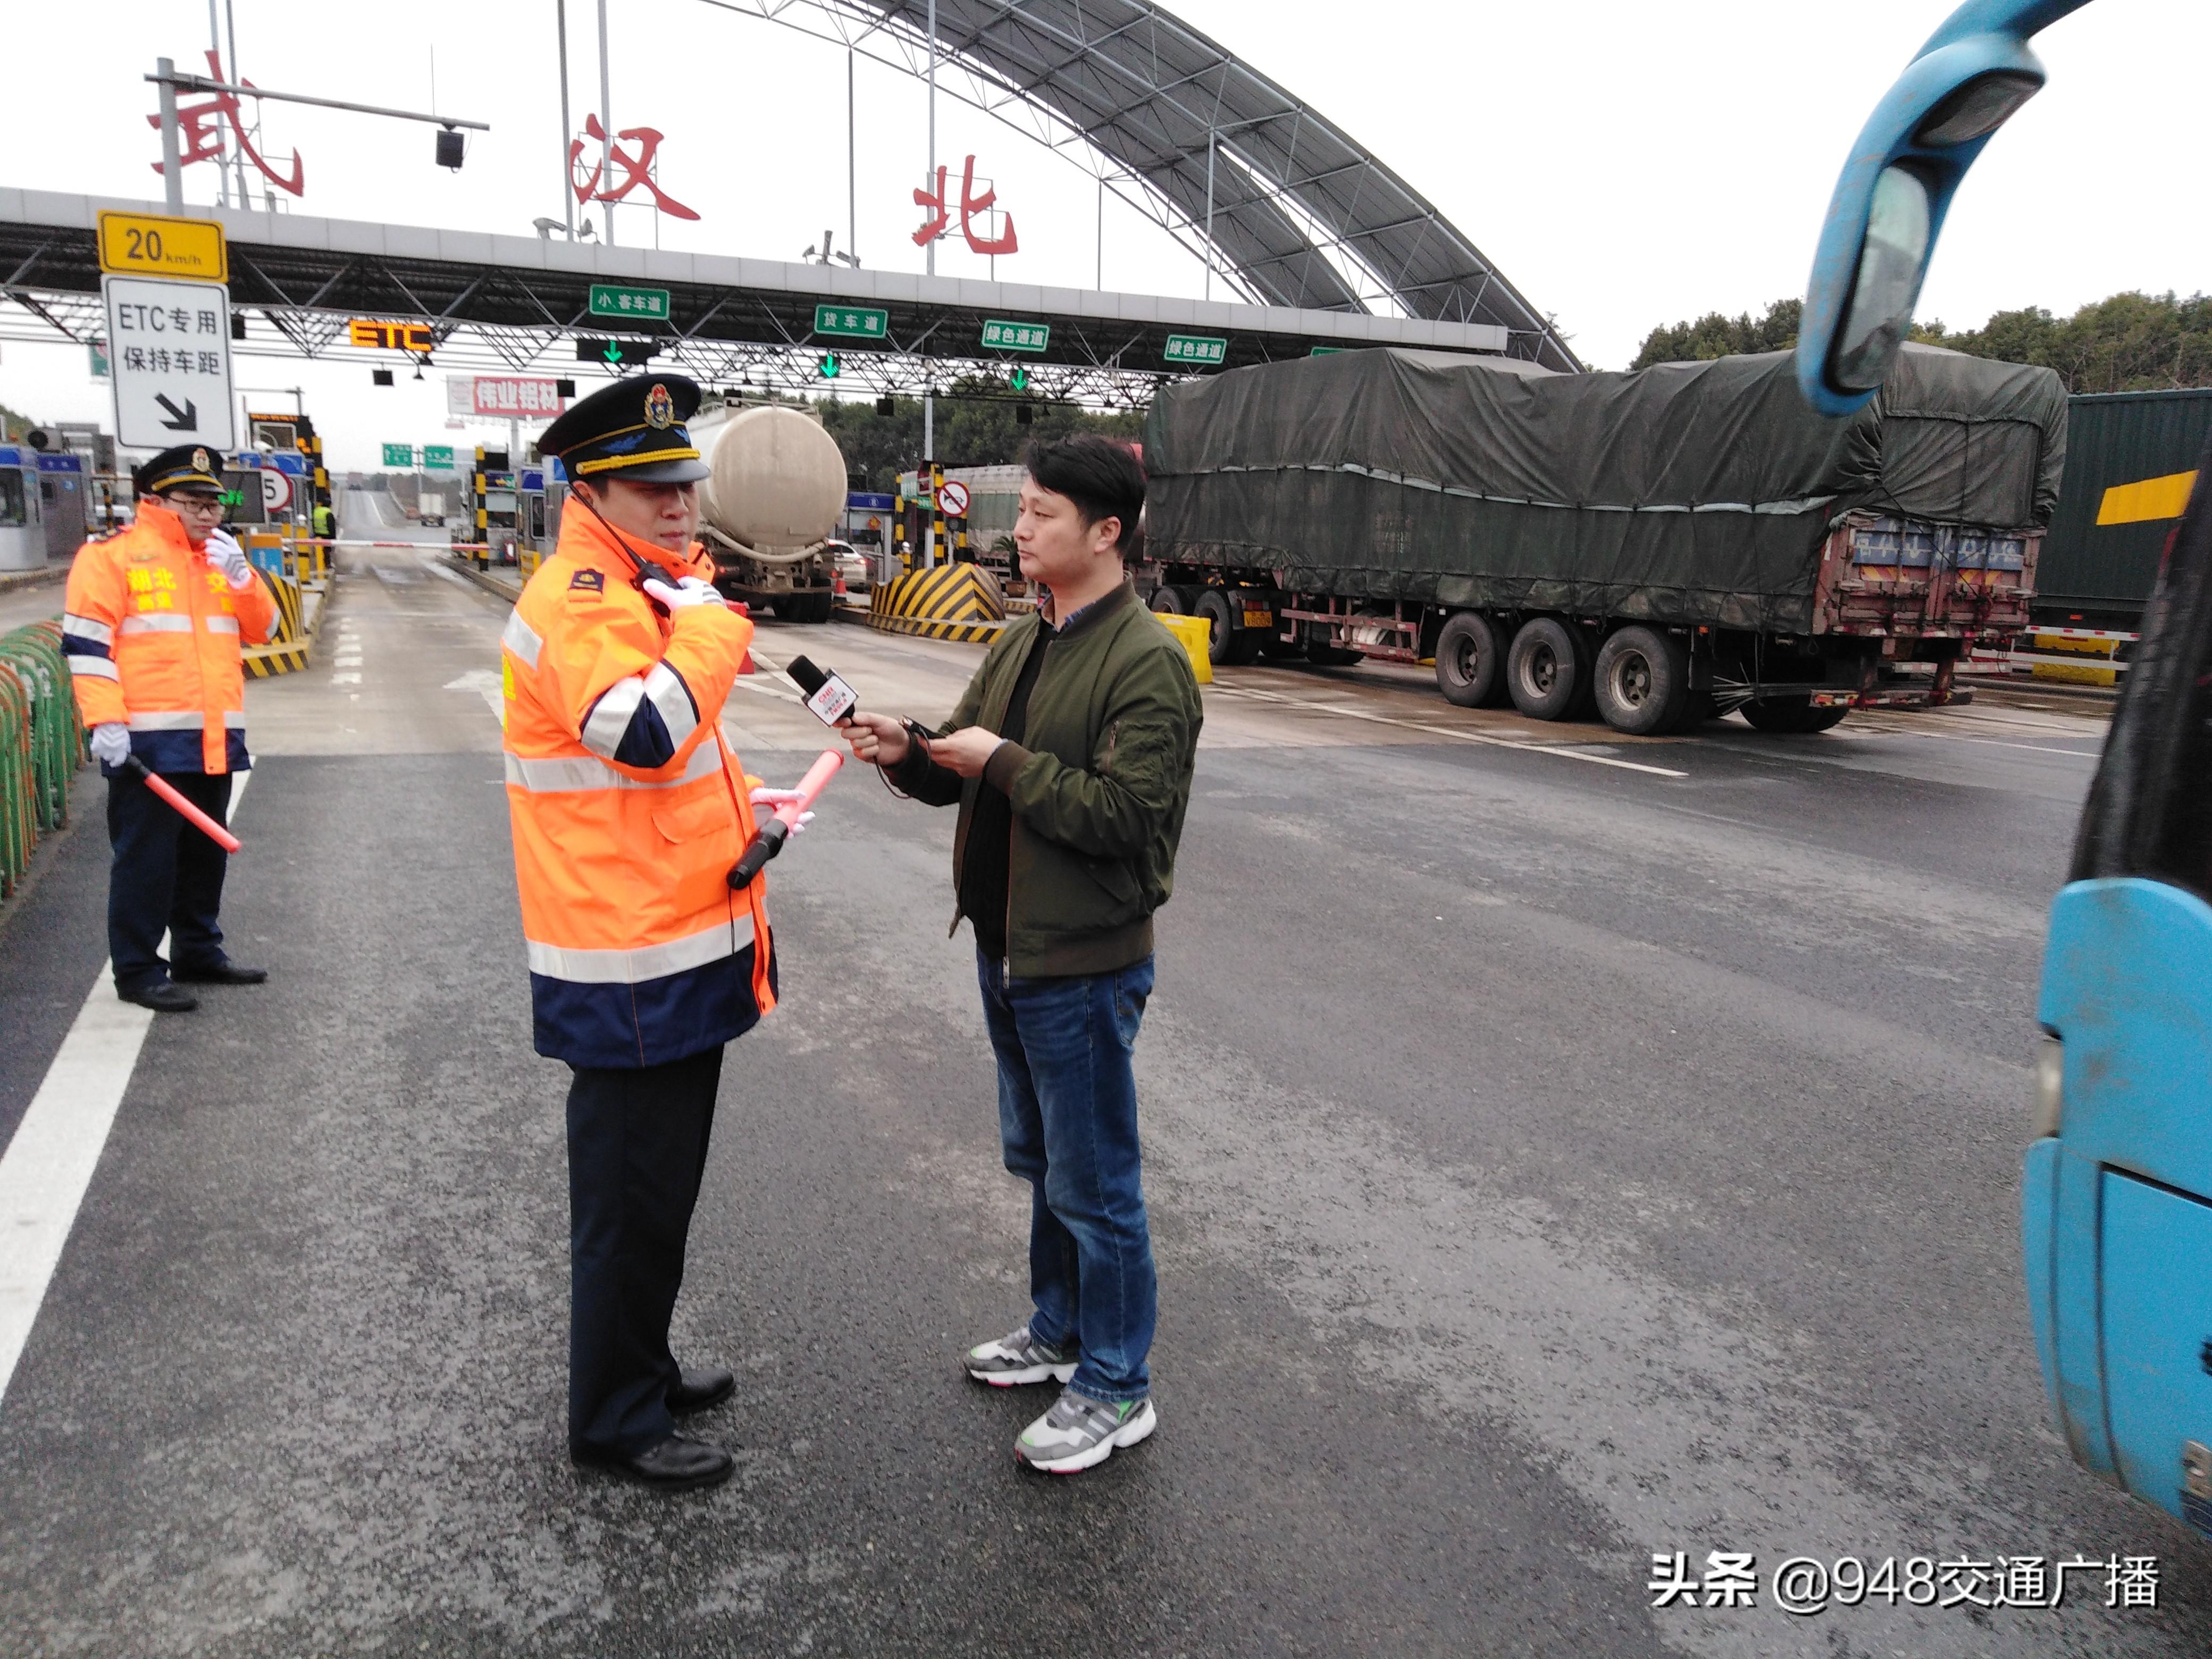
left=61, top=501, right=280, bottom=775
left=501, top=508, right=775, bottom=1069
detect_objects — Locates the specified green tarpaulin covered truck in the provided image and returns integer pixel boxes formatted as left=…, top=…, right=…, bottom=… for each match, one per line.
left=1138, top=343, right=2067, bottom=733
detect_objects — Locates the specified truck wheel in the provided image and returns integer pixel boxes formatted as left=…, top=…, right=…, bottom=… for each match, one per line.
left=1259, top=636, right=1306, bottom=660
left=1592, top=626, right=1689, bottom=735
left=1506, top=617, right=1583, bottom=720
left=1193, top=589, right=1260, bottom=665
left=1434, top=611, right=1507, bottom=707
left=1149, top=586, right=1189, bottom=614
left=1741, top=696, right=1848, bottom=733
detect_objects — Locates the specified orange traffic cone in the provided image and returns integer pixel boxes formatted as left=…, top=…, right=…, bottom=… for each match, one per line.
left=730, top=600, right=755, bottom=674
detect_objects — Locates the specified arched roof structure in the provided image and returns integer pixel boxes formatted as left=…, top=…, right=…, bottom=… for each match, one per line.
left=706, top=0, right=1582, bottom=370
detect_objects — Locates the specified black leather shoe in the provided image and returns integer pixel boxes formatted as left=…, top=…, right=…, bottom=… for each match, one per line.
left=572, top=1434, right=734, bottom=1492
left=119, top=982, right=198, bottom=1013
left=667, top=1366, right=735, bottom=1415
left=172, top=960, right=268, bottom=985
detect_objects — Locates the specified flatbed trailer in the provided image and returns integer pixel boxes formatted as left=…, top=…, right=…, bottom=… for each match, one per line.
left=1139, top=345, right=2066, bottom=733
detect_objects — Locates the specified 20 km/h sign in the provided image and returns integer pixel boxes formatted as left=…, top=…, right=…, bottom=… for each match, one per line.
left=102, top=274, right=234, bottom=449
left=815, top=305, right=888, bottom=340
left=96, top=210, right=228, bottom=283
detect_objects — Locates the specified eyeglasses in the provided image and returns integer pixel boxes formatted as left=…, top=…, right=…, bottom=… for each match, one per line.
left=165, top=495, right=227, bottom=515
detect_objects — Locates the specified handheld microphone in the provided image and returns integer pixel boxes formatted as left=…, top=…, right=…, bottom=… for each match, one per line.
left=784, top=655, right=860, bottom=727
left=728, top=748, right=844, bottom=888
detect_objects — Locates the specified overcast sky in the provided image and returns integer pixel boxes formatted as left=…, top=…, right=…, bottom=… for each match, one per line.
left=2, top=0, right=2205, bottom=472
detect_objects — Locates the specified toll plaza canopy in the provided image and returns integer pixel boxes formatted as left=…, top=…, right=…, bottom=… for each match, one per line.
left=0, top=189, right=1527, bottom=404
left=1142, top=344, right=2069, bottom=630
left=801, top=0, right=1578, bottom=368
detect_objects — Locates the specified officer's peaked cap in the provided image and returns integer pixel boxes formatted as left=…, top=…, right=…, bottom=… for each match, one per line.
left=134, top=445, right=227, bottom=497
left=541, top=373, right=711, bottom=484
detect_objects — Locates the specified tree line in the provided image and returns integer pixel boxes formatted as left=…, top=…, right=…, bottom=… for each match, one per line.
left=1630, top=291, right=2212, bottom=393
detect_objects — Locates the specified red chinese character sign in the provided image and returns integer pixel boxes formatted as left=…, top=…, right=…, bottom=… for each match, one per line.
left=570, top=115, right=699, bottom=221
left=914, top=155, right=1018, bottom=257
left=147, top=51, right=304, bottom=198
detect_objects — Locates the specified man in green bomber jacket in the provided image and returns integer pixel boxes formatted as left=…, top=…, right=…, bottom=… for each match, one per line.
left=842, top=434, right=1201, bottom=1475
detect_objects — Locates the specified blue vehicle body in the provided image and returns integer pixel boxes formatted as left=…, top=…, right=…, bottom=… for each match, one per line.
left=1802, top=0, right=2212, bottom=1540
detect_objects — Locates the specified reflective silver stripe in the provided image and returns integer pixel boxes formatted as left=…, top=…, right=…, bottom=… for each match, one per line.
left=503, top=741, right=724, bottom=794
left=524, top=919, right=744, bottom=985
left=204, top=615, right=240, bottom=634
left=580, top=676, right=647, bottom=761
left=119, top=614, right=194, bottom=634
left=62, top=612, right=113, bottom=645
left=69, top=656, right=120, bottom=681
left=643, top=661, right=698, bottom=748
left=127, top=710, right=205, bottom=731
left=501, top=610, right=543, bottom=669
left=224, top=709, right=248, bottom=729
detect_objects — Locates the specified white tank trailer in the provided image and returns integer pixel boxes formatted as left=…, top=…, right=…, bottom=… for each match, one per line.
left=690, top=404, right=847, bottom=622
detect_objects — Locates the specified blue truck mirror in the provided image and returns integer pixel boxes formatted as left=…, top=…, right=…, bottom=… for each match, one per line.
left=1796, top=0, right=2092, bottom=417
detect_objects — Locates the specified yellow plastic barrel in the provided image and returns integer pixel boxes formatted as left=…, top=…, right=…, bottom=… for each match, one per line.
left=1155, top=611, right=1213, bottom=684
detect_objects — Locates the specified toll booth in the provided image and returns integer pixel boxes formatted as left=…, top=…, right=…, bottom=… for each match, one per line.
left=460, top=447, right=521, bottom=565
left=35, top=453, right=87, bottom=560
left=844, top=491, right=895, bottom=584
left=247, top=410, right=334, bottom=538
left=0, top=445, right=48, bottom=571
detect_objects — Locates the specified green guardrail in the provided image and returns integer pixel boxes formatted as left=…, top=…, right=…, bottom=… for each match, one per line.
left=0, top=619, right=85, bottom=898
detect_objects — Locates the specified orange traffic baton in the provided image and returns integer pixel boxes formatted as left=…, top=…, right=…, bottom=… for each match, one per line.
left=124, top=756, right=242, bottom=853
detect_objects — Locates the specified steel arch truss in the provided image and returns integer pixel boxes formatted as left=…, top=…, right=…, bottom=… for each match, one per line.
left=698, top=0, right=1579, bottom=369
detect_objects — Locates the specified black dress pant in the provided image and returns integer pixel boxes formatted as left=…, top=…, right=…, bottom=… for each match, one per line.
left=566, top=1044, right=724, bottom=1456
left=106, top=767, right=234, bottom=994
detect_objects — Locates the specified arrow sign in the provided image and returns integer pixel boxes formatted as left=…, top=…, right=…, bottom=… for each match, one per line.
left=102, top=273, right=235, bottom=449
left=154, top=393, right=199, bottom=432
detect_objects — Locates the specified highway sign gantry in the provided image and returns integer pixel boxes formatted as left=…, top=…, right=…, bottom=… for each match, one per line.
left=982, top=319, right=1050, bottom=353
left=96, top=210, right=228, bottom=284
left=101, top=274, right=234, bottom=449
left=589, top=283, right=671, bottom=322
left=381, top=443, right=415, bottom=467
left=422, top=445, right=456, bottom=470
left=815, top=305, right=889, bottom=340
left=1164, top=333, right=1228, bottom=366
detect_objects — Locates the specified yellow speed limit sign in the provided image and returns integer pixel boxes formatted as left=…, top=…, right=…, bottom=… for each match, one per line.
left=97, top=211, right=229, bottom=284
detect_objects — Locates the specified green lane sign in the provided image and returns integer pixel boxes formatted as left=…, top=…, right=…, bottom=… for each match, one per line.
left=1163, top=333, right=1227, bottom=367
left=815, top=304, right=888, bottom=340
left=589, top=283, right=671, bottom=322
left=422, top=445, right=456, bottom=470
left=1309, top=346, right=1345, bottom=356
left=982, top=318, right=1050, bottom=354
left=381, top=442, right=415, bottom=467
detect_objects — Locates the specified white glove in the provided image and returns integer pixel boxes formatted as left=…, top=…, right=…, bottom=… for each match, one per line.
left=89, top=723, right=131, bottom=768
left=205, top=528, right=254, bottom=589
left=642, top=575, right=727, bottom=611
left=748, top=786, right=814, bottom=835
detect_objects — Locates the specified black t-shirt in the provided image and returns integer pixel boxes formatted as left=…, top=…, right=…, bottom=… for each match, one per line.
left=960, top=624, right=1051, bottom=962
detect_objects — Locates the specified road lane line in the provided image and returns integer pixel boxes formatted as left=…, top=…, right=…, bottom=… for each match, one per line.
left=1213, top=685, right=1690, bottom=778
left=0, top=770, right=251, bottom=1409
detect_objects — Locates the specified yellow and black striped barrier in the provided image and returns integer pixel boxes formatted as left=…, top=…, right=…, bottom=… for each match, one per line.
left=240, top=565, right=319, bottom=678
left=866, top=564, right=1006, bottom=644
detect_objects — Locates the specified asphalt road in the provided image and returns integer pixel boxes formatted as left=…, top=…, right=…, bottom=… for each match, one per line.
left=1, top=546, right=2199, bottom=1657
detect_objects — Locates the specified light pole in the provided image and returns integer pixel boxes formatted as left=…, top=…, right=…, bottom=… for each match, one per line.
left=597, top=0, right=616, bottom=246
left=557, top=0, right=576, bottom=238
left=923, top=0, right=936, bottom=465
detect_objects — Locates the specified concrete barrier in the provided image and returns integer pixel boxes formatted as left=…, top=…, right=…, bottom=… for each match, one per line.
left=865, top=564, right=1006, bottom=644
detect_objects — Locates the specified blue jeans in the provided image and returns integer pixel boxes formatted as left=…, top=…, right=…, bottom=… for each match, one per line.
left=976, top=950, right=1158, bottom=1403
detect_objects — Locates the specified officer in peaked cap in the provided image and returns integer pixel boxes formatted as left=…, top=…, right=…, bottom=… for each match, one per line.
left=61, top=444, right=279, bottom=1011
left=500, top=373, right=810, bottom=1492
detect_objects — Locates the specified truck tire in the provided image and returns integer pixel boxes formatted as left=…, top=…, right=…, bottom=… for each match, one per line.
left=1592, top=625, right=1689, bottom=735
left=1259, top=635, right=1306, bottom=660
left=1193, top=588, right=1260, bottom=665
left=1149, top=586, right=1190, bottom=614
left=1434, top=611, right=1507, bottom=707
left=1506, top=617, right=1583, bottom=720
left=1741, top=696, right=1848, bottom=734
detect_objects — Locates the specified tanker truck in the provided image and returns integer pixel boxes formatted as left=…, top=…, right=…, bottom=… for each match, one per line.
left=687, top=402, right=846, bottom=622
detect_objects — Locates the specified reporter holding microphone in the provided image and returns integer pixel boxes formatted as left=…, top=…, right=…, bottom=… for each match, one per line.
left=844, top=436, right=1201, bottom=1474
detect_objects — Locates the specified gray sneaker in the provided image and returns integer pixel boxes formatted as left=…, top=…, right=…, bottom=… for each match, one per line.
left=964, top=1325, right=1078, bottom=1388
left=1015, top=1386, right=1158, bottom=1474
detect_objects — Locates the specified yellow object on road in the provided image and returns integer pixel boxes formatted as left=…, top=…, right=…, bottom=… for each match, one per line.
left=1157, top=612, right=1213, bottom=684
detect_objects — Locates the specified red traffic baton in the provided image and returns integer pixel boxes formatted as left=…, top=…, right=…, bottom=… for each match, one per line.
left=124, top=756, right=242, bottom=853
left=727, top=749, right=842, bottom=889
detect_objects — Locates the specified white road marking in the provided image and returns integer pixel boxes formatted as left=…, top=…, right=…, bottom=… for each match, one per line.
left=0, top=771, right=252, bottom=1408
left=1213, top=685, right=1690, bottom=778
left=443, top=669, right=506, bottom=726
left=418, top=556, right=476, bottom=590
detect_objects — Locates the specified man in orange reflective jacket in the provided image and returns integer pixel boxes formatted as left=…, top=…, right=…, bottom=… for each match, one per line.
left=63, top=445, right=278, bottom=1013
left=504, top=375, right=803, bottom=1493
